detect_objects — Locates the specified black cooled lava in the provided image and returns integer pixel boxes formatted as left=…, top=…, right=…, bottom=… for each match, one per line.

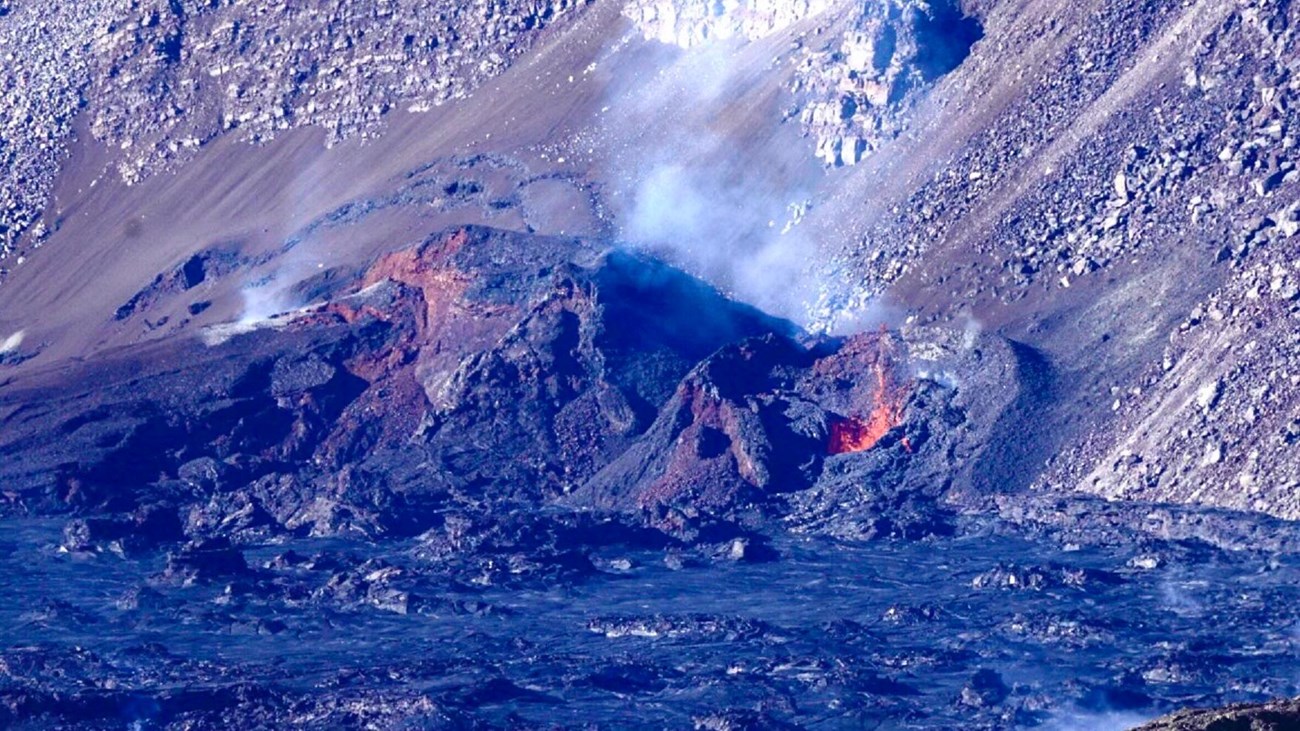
left=3, top=516, right=1300, bottom=729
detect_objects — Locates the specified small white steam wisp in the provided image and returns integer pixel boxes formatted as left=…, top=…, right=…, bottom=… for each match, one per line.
left=201, top=275, right=311, bottom=347
left=1039, top=708, right=1152, bottom=731
left=0, top=330, right=24, bottom=354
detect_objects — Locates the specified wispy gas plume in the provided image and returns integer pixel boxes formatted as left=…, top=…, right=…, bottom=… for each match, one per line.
left=238, top=273, right=300, bottom=325
left=0, top=330, right=23, bottom=354
left=598, top=37, right=826, bottom=324
left=1158, top=577, right=1204, bottom=617
left=1040, top=709, right=1152, bottom=731
left=236, top=149, right=337, bottom=325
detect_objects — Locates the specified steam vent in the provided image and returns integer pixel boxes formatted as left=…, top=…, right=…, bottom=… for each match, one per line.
left=3, top=0, right=1300, bottom=728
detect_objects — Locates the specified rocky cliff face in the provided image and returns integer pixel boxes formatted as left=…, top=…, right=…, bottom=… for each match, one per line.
left=625, top=0, right=982, bottom=166
left=794, top=0, right=981, bottom=166
left=626, top=0, right=830, bottom=47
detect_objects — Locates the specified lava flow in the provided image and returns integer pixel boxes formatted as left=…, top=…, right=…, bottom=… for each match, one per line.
left=828, top=334, right=911, bottom=455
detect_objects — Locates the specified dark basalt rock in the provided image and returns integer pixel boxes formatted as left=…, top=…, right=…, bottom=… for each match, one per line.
left=161, top=537, right=252, bottom=584
left=693, top=708, right=803, bottom=731
left=574, top=333, right=822, bottom=525
left=1133, top=698, right=1300, bottom=730
left=313, top=558, right=423, bottom=614
left=61, top=502, right=184, bottom=555
left=114, top=586, right=167, bottom=612
left=960, top=668, right=1010, bottom=708
left=19, top=599, right=100, bottom=628
left=970, top=562, right=1124, bottom=592
left=587, top=661, right=678, bottom=694
left=410, top=508, right=682, bottom=586
left=3, top=226, right=1030, bottom=551
left=587, top=614, right=773, bottom=641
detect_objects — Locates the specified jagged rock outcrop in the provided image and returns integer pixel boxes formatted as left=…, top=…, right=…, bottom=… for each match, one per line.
left=795, top=0, right=982, bottom=166
left=1132, top=698, right=1300, bottom=730
left=626, top=0, right=830, bottom=47
left=626, top=0, right=983, bottom=167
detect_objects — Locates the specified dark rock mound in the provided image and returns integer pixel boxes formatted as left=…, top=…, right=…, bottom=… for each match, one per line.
left=160, top=537, right=252, bottom=585
left=0, top=227, right=797, bottom=545
left=114, top=246, right=246, bottom=322
left=0, top=225, right=1042, bottom=556
left=1132, top=698, right=1300, bottom=730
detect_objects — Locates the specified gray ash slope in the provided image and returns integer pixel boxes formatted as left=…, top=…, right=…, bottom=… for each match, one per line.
left=3, top=0, right=1300, bottom=727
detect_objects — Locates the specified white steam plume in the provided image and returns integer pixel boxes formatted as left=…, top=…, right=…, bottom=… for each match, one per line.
left=235, top=150, right=337, bottom=325
left=238, top=273, right=301, bottom=326
left=598, top=37, right=827, bottom=324
left=1039, top=709, right=1152, bottom=731
left=0, top=330, right=24, bottom=354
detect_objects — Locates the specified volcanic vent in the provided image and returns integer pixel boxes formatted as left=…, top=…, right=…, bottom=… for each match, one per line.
left=823, top=330, right=912, bottom=455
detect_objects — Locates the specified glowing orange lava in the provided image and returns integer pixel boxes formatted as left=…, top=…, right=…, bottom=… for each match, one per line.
left=827, top=331, right=911, bottom=455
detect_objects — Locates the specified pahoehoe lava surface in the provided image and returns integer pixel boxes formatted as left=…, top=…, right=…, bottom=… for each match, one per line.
left=4, top=0, right=1300, bottom=728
